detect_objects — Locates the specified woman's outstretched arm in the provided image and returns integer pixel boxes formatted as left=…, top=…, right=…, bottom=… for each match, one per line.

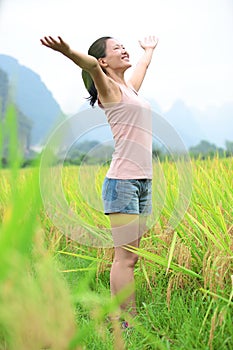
left=127, top=35, right=158, bottom=92
left=40, top=36, right=98, bottom=72
left=40, top=36, right=113, bottom=100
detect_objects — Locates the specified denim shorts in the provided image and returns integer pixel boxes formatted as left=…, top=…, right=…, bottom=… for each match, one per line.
left=102, top=177, right=152, bottom=215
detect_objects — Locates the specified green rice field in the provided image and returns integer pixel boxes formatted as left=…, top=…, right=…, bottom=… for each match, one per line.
left=0, top=154, right=232, bottom=350
left=0, top=107, right=232, bottom=349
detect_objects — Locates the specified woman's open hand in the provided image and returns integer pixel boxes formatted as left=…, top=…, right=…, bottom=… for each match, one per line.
left=139, top=36, right=158, bottom=51
left=40, top=36, right=70, bottom=55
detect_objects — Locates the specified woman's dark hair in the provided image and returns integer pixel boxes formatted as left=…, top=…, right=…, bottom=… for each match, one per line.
left=81, top=36, right=112, bottom=107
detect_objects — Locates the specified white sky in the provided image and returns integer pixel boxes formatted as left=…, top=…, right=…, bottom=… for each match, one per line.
left=0, top=0, right=233, bottom=115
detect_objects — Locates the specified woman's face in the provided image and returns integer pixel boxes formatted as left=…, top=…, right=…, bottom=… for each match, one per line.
left=103, top=38, right=132, bottom=70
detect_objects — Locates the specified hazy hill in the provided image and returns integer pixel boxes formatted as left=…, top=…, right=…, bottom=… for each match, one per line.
left=0, top=67, right=32, bottom=154
left=163, top=99, right=205, bottom=148
left=0, top=54, right=65, bottom=146
left=150, top=99, right=232, bottom=149
left=190, top=103, right=233, bottom=148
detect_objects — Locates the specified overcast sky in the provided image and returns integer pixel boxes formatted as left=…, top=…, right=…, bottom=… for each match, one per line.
left=0, top=0, right=233, bottom=115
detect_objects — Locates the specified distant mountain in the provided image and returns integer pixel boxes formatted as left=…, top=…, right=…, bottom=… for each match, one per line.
left=156, top=99, right=232, bottom=149
left=0, top=54, right=65, bottom=146
left=163, top=99, right=205, bottom=149
left=0, top=67, right=32, bottom=155
left=191, top=103, right=233, bottom=148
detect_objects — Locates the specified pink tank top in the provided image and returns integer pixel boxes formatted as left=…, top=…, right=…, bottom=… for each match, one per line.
left=99, top=83, right=152, bottom=179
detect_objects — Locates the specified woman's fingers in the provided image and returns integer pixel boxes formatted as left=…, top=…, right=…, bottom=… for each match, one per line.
left=40, top=36, right=53, bottom=47
left=139, top=35, right=158, bottom=49
left=40, top=37, right=50, bottom=47
left=40, top=35, right=70, bottom=55
left=48, top=36, right=60, bottom=44
left=40, top=36, right=62, bottom=49
left=58, top=36, right=64, bottom=43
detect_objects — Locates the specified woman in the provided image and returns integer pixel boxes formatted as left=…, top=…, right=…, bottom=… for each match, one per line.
left=40, top=34, right=158, bottom=328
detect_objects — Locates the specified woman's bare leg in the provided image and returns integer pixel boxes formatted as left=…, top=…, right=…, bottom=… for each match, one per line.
left=109, top=213, right=148, bottom=319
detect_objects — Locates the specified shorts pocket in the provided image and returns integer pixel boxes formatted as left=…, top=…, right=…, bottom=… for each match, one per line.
left=102, top=178, right=109, bottom=200
left=102, top=178, right=118, bottom=201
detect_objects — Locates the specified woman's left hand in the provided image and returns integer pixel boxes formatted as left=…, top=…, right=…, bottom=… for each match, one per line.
left=139, top=36, right=158, bottom=50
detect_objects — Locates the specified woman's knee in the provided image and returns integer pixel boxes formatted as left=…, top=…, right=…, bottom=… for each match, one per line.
left=114, top=252, right=139, bottom=267
left=130, top=253, right=139, bottom=266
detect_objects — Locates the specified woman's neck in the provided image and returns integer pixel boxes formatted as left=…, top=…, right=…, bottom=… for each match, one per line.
left=107, top=70, right=128, bottom=86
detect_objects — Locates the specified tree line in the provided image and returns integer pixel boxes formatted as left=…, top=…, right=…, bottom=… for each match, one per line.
left=1, top=139, right=232, bottom=168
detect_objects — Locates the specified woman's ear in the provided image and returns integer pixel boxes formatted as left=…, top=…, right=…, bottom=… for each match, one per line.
left=98, top=57, right=108, bottom=68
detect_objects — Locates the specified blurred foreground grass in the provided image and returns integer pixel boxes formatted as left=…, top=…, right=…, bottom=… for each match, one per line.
left=0, top=106, right=232, bottom=349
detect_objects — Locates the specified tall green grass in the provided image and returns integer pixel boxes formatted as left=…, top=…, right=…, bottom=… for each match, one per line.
left=0, top=106, right=232, bottom=349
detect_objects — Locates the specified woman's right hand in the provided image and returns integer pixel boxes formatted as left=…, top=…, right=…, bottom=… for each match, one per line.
left=40, top=36, right=70, bottom=55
